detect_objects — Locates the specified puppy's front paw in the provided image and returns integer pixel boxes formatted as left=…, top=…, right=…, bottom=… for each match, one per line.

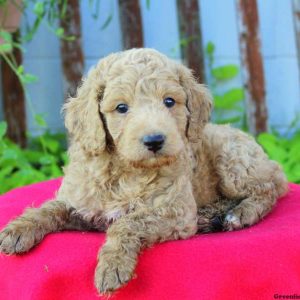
left=0, top=222, right=41, bottom=254
left=95, top=248, right=136, bottom=295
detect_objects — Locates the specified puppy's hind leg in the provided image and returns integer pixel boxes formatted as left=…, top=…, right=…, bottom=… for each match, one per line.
left=220, top=162, right=288, bottom=231
left=204, top=126, right=288, bottom=231
left=223, top=185, right=281, bottom=231
left=198, top=179, right=287, bottom=233
left=0, top=200, right=98, bottom=255
left=197, top=198, right=241, bottom=233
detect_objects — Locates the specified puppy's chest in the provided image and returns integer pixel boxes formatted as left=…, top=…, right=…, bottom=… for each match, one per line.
left=101, top=174, right=172, bottom=223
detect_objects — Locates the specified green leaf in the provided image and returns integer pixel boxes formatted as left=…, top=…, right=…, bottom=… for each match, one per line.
left=205, top=42, right=215, bottom=55
left=23, top=150, right=44, bottom=164
left=89, top=0, right=101, bottom=19
left=39, top=154, right=56, bottom=165
left=4, top=162, right=51, bottom=190
left=55, top=27, right=64, bottom=37
left=17, top=65, right=25, bottom=75
left=289, top=133, right=300, bottom=148
left=212, top=65, right=239, bottom=81
left=34, top=114, right=47, bottom=127
left=0, top=140, right=6, bottom=152
left=100, top=13, right=113, bottom=30
left=179, top=36, right=199, bottom=48
left=213, top=96, right=224, bottom=109
left=214, top=88, right=244, bottom=110
left=12, top=42, right=25, bottom=52
left=0, top=43, right=13, bottom=52
left=0, top=122, right=7, bottom=139
left=7, top=168, right=45, bottom=188
left=223, top=88, right=244, bottom=103
left=61, top=152, right=69, bottom=165
left=288, top=139, right=300, bottom=161
left=21, top=73, right=38, bottom=84
left=22, top=18, right=42, bottom=42
left=0, top=31, right=12, bottom=42
left=286, top=164, right=300, bottom=183
left=50, top=164, right=63, bottom=177
left=63, top=35, right=76, bottom=42
left=33, top=2, right=44, bottom=16
left=179, top=38, right=189, bottom=47
left=0, top=166, right=14, bottom=180
left=257, top=133, right=278, bottom=146
left=59, top=0, right=68, bottom=18
left=277, top=137, right=290, bottom=149
left=0, top=182, right=9, bottom=194
left=1, top=148, right=19, bottom=161
left=146, top=0, right=151, bottom=9
left=216, top=116, right=242, bottom=124
left=43, top=137, right=60, bottom=153
left=257, top=134, right=288, bottom=163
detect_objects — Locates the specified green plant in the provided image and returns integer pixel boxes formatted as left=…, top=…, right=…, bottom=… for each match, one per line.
left=205, top=42, right=247, bottom=129
left=0, top=121, right=67, bottom=194
left=0, top=0, right=76, bottom=86
left=257, top=128, right=300, bottom=184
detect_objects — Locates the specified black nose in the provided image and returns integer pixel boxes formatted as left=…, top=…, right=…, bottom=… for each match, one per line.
left=143, top=134, right=165, bottom=153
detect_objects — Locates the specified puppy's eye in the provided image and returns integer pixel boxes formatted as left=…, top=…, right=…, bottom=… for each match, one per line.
left=116, top=103, right=129, bottom=114
left=163, top=97, right=175, bottom=108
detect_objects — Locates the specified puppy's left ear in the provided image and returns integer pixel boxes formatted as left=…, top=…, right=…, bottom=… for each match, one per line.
left=177, top=65, right=213, bottom=140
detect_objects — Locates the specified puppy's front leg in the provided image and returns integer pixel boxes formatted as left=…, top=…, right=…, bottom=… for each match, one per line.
left=0, top=200, right=97, bottom=254
left=95, top=202, right=197, bottom=294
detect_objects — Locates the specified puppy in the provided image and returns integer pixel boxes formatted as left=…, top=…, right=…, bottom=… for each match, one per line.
left=0, top=48, right=288, bottom=294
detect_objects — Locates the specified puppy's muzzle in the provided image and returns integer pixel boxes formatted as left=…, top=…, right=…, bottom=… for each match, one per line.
left=142, top=134, right=166, bottom=153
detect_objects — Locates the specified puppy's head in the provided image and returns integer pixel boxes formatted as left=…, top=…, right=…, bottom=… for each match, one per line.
left=64, top=49, right=212, bottom=168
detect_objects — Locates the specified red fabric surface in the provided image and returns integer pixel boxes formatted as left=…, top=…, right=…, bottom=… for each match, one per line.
left=0, top=179, right=299, bottom=300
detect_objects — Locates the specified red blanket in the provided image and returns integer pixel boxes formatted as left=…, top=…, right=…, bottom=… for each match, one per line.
left=0, top=179, right=299, bottom=300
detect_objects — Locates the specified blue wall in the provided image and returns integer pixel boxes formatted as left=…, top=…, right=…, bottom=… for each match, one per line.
left=1, top=0, right=299, bottom=134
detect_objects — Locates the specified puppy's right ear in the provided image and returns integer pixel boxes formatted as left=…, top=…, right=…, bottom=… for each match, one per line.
left=63, top=54, right=119, bottom=156
left=177, top=64, right=213, bottom=141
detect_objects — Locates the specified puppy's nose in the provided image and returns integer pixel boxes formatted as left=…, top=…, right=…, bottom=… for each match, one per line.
left=143, top=134, right=165, bottom=153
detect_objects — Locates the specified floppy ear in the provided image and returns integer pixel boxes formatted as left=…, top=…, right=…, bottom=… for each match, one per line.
left=177, top=65, right=213, bottom=141
left=63, top=54, right=118, bottom=156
